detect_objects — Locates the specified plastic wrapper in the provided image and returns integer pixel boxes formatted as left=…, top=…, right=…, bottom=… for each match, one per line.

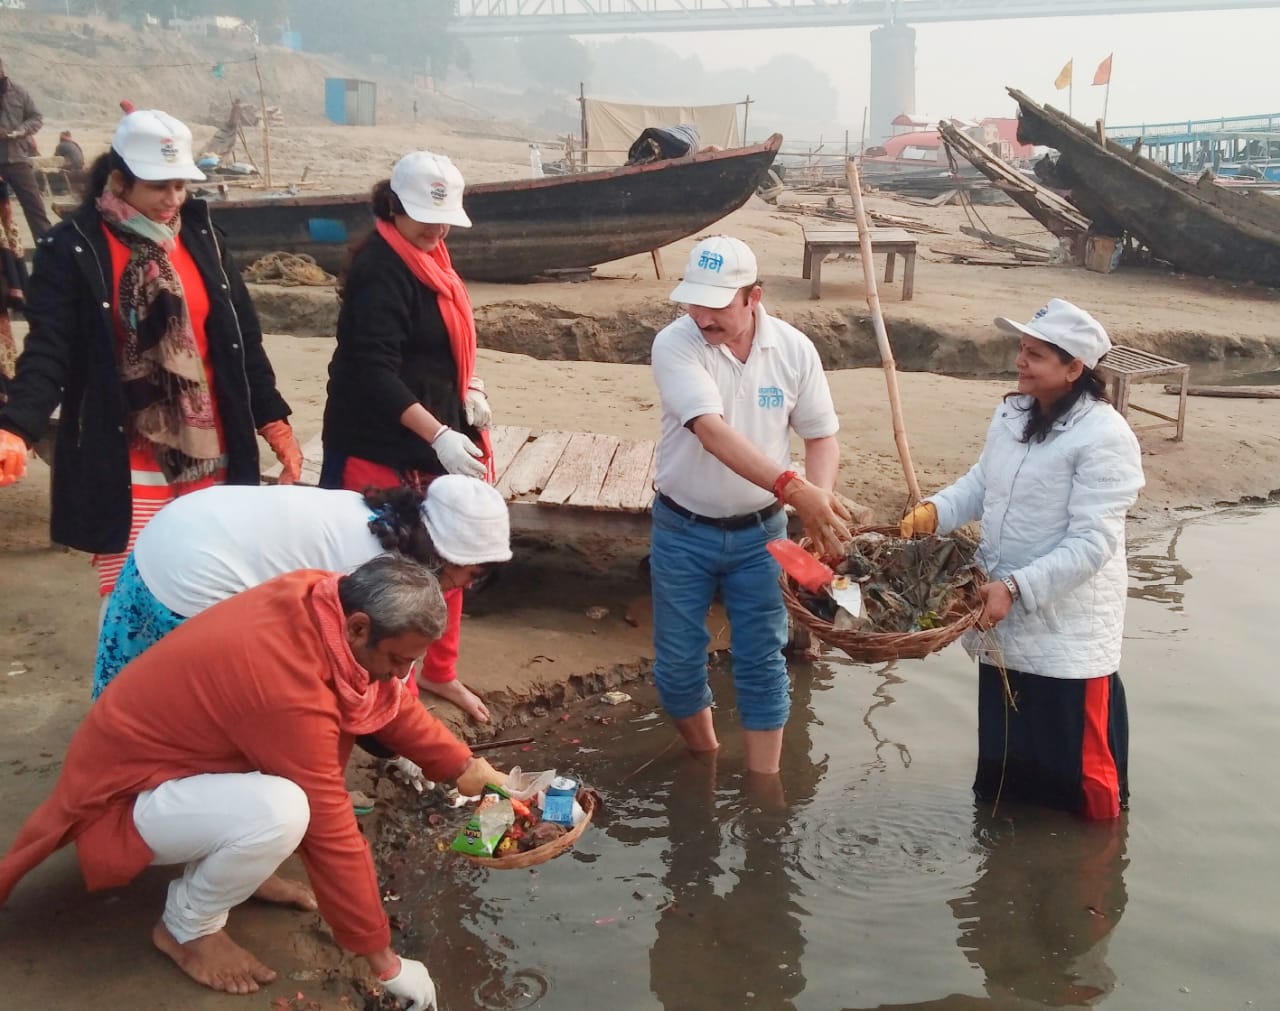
left=449, top=786, right=515, bottom=857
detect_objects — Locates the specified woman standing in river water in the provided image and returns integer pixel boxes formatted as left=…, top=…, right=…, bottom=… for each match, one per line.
left=901, top=298, right=1144, bottom=819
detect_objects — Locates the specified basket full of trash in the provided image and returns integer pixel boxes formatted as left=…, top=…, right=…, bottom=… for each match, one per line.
left=772, top=527, right=985, bottom=664
left=449, top=770, right=599, bottom=870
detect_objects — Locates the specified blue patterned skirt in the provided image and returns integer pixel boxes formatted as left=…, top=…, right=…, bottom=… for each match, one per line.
left=92, top=552, right=188, bottom=700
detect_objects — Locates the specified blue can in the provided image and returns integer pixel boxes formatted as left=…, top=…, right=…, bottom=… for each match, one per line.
left=547, top=776, right=578, bottom=798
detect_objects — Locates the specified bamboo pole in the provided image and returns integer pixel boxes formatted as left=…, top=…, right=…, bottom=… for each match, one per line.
left=253, top=54, right=272, bottom=189
left=845, top=157, right=922, bottom=504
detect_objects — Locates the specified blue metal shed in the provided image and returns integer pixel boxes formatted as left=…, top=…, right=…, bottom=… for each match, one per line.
left=324, top=78, right=377, bottom=126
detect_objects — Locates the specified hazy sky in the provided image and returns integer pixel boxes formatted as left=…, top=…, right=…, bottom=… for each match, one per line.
left=615, top=8, right=1280, bottom=135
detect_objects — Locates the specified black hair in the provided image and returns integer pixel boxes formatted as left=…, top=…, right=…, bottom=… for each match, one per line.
left=1004, top=343, right=1111, bottom=444
left=339, top=178, right=405, bottom=295
left=362, top=485, right=444, bottom=571
left=80, top=149, right=137, bottom=213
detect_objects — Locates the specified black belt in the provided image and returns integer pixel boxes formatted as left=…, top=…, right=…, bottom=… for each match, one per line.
left=657, top=493, right=782, bottom=531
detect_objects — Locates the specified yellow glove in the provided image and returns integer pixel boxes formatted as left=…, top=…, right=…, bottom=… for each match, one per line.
left=0, top=429, right=30, bottom=487
left=900, top=501, right=938, bottom=538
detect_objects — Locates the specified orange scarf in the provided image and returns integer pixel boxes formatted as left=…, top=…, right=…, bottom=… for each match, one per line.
left=309, top=573, right=403, bottom=735
left=375, top=218, right=494, bottom=481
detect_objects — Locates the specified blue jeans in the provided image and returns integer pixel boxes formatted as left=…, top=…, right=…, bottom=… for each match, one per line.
left=649, top=496, right=790, bottom=731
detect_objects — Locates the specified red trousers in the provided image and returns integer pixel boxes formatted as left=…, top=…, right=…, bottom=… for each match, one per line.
left=338, top=456, right=461, bottom=687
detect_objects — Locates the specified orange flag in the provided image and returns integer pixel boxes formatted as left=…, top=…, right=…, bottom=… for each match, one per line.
left=1054, top=59, right=1073, bottom=90
left=1093, top=54, right=1113, bottom=86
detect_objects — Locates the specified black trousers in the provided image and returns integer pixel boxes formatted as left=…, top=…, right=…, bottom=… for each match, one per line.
left=0, top=160, right=51, bottom=239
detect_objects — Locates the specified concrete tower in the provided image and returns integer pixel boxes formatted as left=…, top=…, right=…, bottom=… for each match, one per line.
left=869, top=22, right=916, bottom=143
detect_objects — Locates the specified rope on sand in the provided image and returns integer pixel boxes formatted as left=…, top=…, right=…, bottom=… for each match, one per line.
left=242, top=251, right=335, bottom=287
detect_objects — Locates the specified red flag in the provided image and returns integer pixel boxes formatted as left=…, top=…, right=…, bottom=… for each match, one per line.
left=1093, top=54, right=1113, bottom=87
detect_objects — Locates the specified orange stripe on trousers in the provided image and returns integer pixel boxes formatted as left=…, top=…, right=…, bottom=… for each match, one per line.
left=1080, top=676, right=1120, bottom=820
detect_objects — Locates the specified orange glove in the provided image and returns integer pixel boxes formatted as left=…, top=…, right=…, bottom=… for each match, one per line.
left=0, top=429, right=30, bottom=487
left=900, top=501, right=938, bottom=538
left=258, top=420, right=302, bottom=484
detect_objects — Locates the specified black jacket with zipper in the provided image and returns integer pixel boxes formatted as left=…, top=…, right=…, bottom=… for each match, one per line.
left=322, top=231, right=477, bottom=474
left=0, top=197, right=291, bottom=553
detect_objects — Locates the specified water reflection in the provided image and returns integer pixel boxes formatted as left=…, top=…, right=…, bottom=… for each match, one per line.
left=840, top=815, right=1128, bottom=1011
left=1128, top=522, right=1192, bottom=610
left=647, top=668, right=826, bottom=1010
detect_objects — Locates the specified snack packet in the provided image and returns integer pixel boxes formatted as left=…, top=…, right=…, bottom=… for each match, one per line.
left=449, top=785, right=515, bottom=857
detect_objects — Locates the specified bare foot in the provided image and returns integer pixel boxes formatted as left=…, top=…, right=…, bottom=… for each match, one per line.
left=151, top=921, right=277, bottom=995
left=419, top=678, right=490, bottom=723
left=252, top=873, right=318, bottom=911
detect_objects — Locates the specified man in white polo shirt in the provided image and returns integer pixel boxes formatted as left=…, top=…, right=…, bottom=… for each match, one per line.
left=650, top=235, right=852, bottom=776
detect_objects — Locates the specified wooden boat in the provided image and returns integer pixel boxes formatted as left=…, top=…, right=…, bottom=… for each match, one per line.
left=1009, top=88, right=1280, bottom=287
left=198, top=134, right=782, bottom=282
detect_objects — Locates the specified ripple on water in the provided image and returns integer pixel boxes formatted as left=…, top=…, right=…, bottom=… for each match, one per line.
left=472, top=967, right=550, bottom=1009
left=791, top=782, right=980, bottom=900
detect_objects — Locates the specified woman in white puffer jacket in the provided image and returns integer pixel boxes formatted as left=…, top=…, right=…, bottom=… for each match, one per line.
left=901, top=299, right=1144, bottom=820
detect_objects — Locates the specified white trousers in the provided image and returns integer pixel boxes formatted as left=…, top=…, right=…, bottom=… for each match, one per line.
left=132, top=772, right=311, bottom=943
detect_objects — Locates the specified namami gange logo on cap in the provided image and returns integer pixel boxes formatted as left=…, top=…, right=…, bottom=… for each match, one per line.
left=159, top=138, right=179, bottom=163
left=430, top=181, right=448, bottom=205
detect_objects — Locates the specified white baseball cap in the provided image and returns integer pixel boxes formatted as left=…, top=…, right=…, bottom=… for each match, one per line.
left=390, top=151, right=472, bottom=228
left=669, top=235, right=758, bottom=309
left=421, top=475, right=512, bottom=566
left=111, top=109, right=206, bottom=182
left=994, top=298, right=1112, bottom=369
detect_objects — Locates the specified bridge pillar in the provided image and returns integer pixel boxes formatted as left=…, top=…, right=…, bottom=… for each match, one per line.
left=869, top=22, right=916, bottom=143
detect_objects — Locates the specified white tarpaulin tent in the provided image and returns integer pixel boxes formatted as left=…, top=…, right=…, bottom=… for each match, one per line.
left=583, top=98, right=742, bottom=168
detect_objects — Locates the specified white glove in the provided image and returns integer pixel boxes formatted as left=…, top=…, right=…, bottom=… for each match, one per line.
left=464, top=386, right=492, bottom=430
left=389, top=755, right=435, bottom=794
left=383, top=957, right=437, bottom=1011
left=430, top=427, right=486, bottom=478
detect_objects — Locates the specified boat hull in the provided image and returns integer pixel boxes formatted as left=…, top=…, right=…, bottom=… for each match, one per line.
left=1010, top=89, right=1280, bottom=287
left=202, top=135, right=782, bottom=282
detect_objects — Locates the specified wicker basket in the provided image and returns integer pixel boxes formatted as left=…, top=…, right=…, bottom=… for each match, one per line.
left=461, top=789, right=599, bottom=870
left=780, top=527, right=983, bottom=664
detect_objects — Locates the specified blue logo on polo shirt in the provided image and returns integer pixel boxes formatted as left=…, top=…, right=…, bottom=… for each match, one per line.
left=757, top=386, right=784, bottom=408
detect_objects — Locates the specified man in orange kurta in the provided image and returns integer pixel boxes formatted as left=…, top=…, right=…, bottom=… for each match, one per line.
left=0, top=556, right=499, bottom=1007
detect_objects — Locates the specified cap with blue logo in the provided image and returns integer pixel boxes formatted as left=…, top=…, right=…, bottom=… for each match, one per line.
left=669, top=235, right=759, bottom=309
left=994, top=298, right=1112, bottom=369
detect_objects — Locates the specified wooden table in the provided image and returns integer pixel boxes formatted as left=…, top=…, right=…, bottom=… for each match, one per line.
left=1096, top=344, right=1190, bottom=442
left=801, top=226, right=918, bottom=301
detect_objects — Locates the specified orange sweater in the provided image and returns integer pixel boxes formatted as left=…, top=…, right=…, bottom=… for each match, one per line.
left=0, top=570, right=472, bottom=954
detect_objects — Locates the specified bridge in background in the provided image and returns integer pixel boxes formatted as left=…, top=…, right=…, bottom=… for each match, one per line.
left=446, top=0, right=1280, bottom=143
left=448, top=0, right=1280, bottom=36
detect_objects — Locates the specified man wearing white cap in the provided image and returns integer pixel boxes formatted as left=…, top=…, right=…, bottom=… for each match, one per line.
left=0, top=108, right=302, bottom=610
left=650, top=234, right=853, bottom=775
left=901, top=298, right=1144, bottom=819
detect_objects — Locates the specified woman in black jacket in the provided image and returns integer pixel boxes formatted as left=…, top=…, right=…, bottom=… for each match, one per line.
left=320, top=150, right=493, bottom=723
left=0, top=108, right=300, bottom=598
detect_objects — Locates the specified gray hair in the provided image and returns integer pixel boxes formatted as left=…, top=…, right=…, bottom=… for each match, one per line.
left=337, top=554, right=447, bottom=643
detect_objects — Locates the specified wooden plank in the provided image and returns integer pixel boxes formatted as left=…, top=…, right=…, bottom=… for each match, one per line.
left=539, top=432, right=619, bottom=506
left=633, top=450, right=658, bottom=510
left=596, top=439, right=656, bottom=510
left=1162, top=384, right=1280, bottom=399
left=496, top=430, right=571, bottom=499
left=507, top=501, right=652, bottom=540
left=487, top=425, right=532, bottom=485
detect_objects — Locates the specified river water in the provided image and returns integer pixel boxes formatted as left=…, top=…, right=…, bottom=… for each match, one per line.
left=403, top=504, right=1279, bottom=1010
